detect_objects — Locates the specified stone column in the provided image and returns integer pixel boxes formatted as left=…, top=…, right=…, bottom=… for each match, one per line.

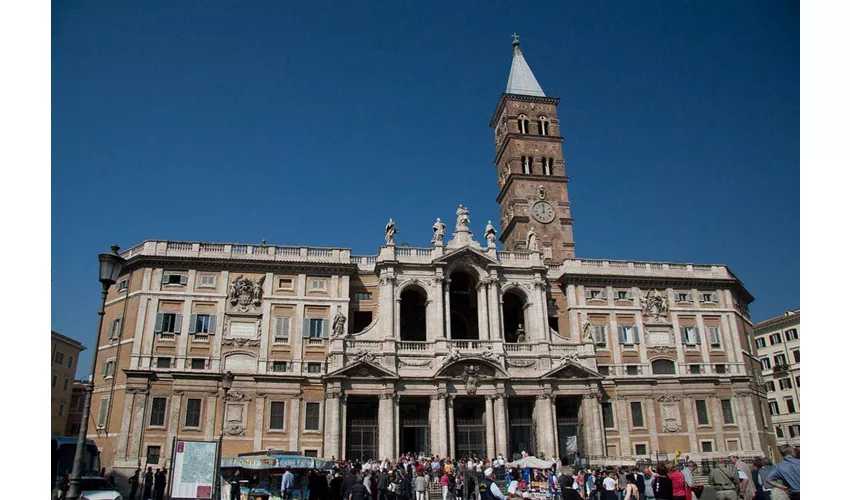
left=429, top=395, right=440, bottom=455
left=289, top=393, right=302, bottom=452
left=434, top=278, right=446, bottom=339
left=583, top=392, right=605, bottom=457
left=394, top=396, right=400, bottom=458
left=447, top=396, right=456, bottom=458
left=204, top=393, right=218, bottom=441
left=379, top=392, right=395, bottom=459
left=645, top=397, right=660, bottom=454
left=566, top=285, right=579, bottom=340
left=444, top=279, right=452, bottom=339
left=744, top=396, right=762, bottom=453
left=436, top=395, right=448, bottom=457
left=682, top=397, right=699, bottom=454
left=477, top=284, right=490, bottom=340
left=535, top=393, right=556, bottom=458
left=165, top=392, right=183, bottom=467
left=380, top=274, right=396, bottom=339
left=485, top=396, right=496, bottom=459
left=325, top=392, right=341, bottom=459
left=710, top=397, right=725, bottom=452
left=616, top=398, right=630, bottom=458
left=487, top=278, right=502, bottom=340
left=494, top=394, right=508, bottom=458
left=580, top=395, right=596, bottom=458
left=340, top=395, right=348, bottom=460
left=734, top=395, right=752, bottom=451
left=128, top=390, right=148, bottom=463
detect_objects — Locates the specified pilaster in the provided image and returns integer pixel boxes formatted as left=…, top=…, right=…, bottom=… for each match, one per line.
left=204, top=394, right=217, bottom=441
left=289, top=392, right=302, bottom=452
left=447, top=396, right=456, bottom=458
left=485, top=396, right=496, bottom=459
left=253, top=396, right=265, bottom=450
left=494, top=393, right=508, bottom=457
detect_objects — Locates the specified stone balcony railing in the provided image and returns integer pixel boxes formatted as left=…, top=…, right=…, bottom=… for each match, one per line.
left=552, top=259, right=735, bottom=280
left=121, top=240, right=351, bottom=264
left=335, top=337, right=591, bottom=357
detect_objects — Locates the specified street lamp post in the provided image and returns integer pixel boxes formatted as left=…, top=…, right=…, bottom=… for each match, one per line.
left=67, top=245, right=126, bottom=500
left=214, top=371, right=234, bottom=500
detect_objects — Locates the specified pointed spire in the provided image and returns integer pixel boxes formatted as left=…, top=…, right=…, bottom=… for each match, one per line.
left=505, top=34, right=546, bottom=97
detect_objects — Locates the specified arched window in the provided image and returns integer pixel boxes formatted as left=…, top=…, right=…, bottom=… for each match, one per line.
left=517, top=114, right=529, bottom=134
left=449, top=271, right=479, bottom=340
left=400, top=287, right=427, bottom=341
left=538, top=116, right=550, bottom=136
left=651, top=359, right=677, bottom=375
left=502, top=290, right=527, bottom=343
left=543, top=157, right=552, bottom=175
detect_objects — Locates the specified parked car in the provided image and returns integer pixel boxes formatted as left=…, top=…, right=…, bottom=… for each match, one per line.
left=53, top=477, right=122, bottom=500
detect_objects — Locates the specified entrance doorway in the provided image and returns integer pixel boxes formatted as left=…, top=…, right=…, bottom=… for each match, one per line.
left=508, top=398, right=536, bottom=458
left=399, top=397, right=431, bottom=456
left=556, top=397, right=582, bottom=462
left=346, top=397, right=379, bottom=462
left=453, top=397, right=486, bottom=459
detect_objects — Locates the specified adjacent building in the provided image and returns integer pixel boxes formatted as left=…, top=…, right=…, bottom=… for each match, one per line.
left=85, top=40, right=775, bottom=480
left=52, top=331, right=85, bottom=435
left=754, top=310, right=800, bottom=447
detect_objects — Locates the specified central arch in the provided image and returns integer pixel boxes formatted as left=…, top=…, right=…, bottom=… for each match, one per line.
left=400, top=286, right=427, bottom=341
left=449, top=271, right=479, bottom=340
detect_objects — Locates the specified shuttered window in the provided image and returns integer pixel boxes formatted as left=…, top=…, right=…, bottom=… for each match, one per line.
left=618, top=325, right=640, bottom=345
left=274, top=316, right=291, bottom=344
left=149, top=398, right=167, bottom=426
left=304, top=402, right=321, bottom=431
left=97, top=396, right=110, bottom=427
left=184, top=398, right=202, bottom=428
left=695, top=400, right=710, bottom=425
left=707, top=326, right=721, bottom=346
left=630, top=402, right=644, bottom=428
left=593, top=325, right=607, bottom=346
left=188, top=314, right=216, bottom=335
left=155, top=313, right=182, bottom=334
left=680, top=326, right=701, bottom=345
left=269, top=402, right=286, bottom=430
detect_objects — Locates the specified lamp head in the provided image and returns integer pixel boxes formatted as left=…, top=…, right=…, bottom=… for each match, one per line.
left=98, top=245, right=126, bottom=286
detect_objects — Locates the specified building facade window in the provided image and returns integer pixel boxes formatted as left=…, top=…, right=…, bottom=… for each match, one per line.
left=190, top=358, right=206, bottom=370
left=699, top=292, right=719, bottom=303
left=689, top=365, right=701, bottom=375
left=149, top=397, right=167, bottom=426
left=198, top=274, right=217, bottom=287
left=680, top=326, right=701, bottom=345
left=537, top=116, right=550, bottom=135
left=277, top=278, right=294, bottom=290
left=792, top=350, right=800, bottom=363
left=760, top=358, right=771, bottom=370
left=274, top=316, right=291, bottom=344
left=109, top=317, right=123, bottom=340
left=701, top=441, right=713, bottom=453
left=695, top=400, right=710, bottom=425
left=309, top=279, right=327, bottom=292
left=775, top=425, right=784, bottom=438
left=184, top=398, right=202, bottom=428
left=769, top=333, right=782, bottom=345
left=307, top=363, right=322, bottom=374
left=155, top=312, right=182, bottom=334
left=117, top=279, right=129, bottom=292
left=307, top=318, right=325, bottom=339
left=156, top=357, right=172, bottom=368
left=593, top=325, right=607, bottom=347
left=272, top=361, right=289, bottom=373
left=630, top=402, right=644, bottom=428
left=779, top=378, right=792, bottom=390
left=146, top=446, right=161, bottom=465
left=634, top=444, right=647, bottom=456
left=675, top=293, right=693, bottom=303
left=755, top=337, right=766, bottom=349
left=707, top=326, right=722, bottom=346
left=602, top=402, right=615, bottom=428
left=651, top=359, right=676, bottom=375
left=517, top=114, right=529, bottom=134
left=774, top=354, right=787, bottom=365
left=784, top=328, right=798, bottom=341
left=68, top=356, right=74, bottom=368
left=269, top=401, right=286, bottom=430
left=720, top=399, right=735, bottom=424
left=626, top=365, right=639, bottom=376
left=162, top=273, right=188, bottom=286
left=189, top=314, right=216, bottom=335
left=785, top=398, right=796, bottom=414
left=768, top=401, right=780, bottom=415
left=354, top=292, right=373, bottom=301
left=97, top=396, right=110, bottom=428
left=788, top=424, right=800, bottom=438
left=54, top=352, right=65, bottom=364
left=618, top=325, right=639, bottom=345
left=597, top=365, right=610, bottom=376
left=715, top=364, right=727, bottom=374
left=304, top=402, right=321, bottom=431
left=101, top=360, right=116, bottom=378
left=765, top=381, right=776, bottom=392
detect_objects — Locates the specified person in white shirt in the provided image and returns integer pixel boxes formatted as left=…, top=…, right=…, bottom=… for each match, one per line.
left=484, top=468, right=507, bottom=500
left=602, top=473, right=618, bottom=500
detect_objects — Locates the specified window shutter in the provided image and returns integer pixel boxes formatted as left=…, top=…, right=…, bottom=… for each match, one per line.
left=584, top=289, right=592, bottom=299
left=680, top=327, right=687, bottom=344
left=101, top=362, right=108, bottom=377
left=627, top=291, right=634, bottom=300
left=633, top=326, right=640, bottom=344
left=618, top=326, right=626, bottom=344
left=303, top=318, right=311, bottom=338
left=686, top=293, right=693, bottom=302
left=174, top=314, right=182, bottom=334
left=154, top=313, right=164, bottom=333
left=711, top=293, right=719, bottom=302
left=275, top=317, right=283, bottom=337
left=161, top=273, right=169, bottom=284
left=600, top=290, right=608, bottom=299
left=322, top=319, right=329, bottom=339
left=188, top=314, right=197, bottom=334
left=695, top=327, right=702, bottom=345
left=116, top=317, right=123, bottom=339
left=180, top=274, right=188, bottom=285
left=595, top=325, right=605, bottom=344
left=208, top=315, right=216, bottom=335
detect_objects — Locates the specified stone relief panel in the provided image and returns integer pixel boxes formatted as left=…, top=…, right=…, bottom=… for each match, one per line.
left=658, top=394, right=682, bottom=433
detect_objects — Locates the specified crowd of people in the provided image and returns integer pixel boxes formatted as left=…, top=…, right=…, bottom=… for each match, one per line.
left=248, top=443, right=799, bottom=500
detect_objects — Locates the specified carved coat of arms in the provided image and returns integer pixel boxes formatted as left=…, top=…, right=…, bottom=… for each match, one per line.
left=641, top=289, right=669, bottom=322
left=229, top=275, right=265, bottom=312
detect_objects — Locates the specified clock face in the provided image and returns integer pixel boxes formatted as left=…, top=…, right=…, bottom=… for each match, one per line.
left=532, top=201, right=556, bottom=223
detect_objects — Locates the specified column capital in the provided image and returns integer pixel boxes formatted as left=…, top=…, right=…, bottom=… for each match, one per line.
left=325, top=389, right=343, bottom=399
left=380, top=391, right=396, bottom=400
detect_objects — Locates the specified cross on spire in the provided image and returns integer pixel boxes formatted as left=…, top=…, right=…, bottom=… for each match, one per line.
left=511, top=32, right=520, bottom=44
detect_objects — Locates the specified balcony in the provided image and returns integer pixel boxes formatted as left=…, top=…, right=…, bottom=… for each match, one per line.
left=121, top=240, right=351, bottom=264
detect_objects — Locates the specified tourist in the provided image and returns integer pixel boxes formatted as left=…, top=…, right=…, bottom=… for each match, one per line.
left=623, top=475, right=639, bottom=500
left=143, top=467, right=153, bottom=500
left=641, top=467, right=655, bottom=500
left=281, top=466, right=296, bottom=500
left=342, top=469, right=360, bottom=500
left=228, top=470, right=242, bottom=500
left=479, top=468, right=507, bottom=500
left=561, top=475, right=582, bottom=500
left=680, top=462, right=698, bottom=500
left=414, top=471, right=428, bottom=500
left=707, top=458, right=740, bottom=500
left=128, top=469, right=140, bottom=500
left=730, top=455, right=755, bottom=500
left=652, top=464, right=673, bottom=500
left=602, top=471, right=618, bottom=500
left=668, top=463, right=687, bottom=500
left=349, top=473, right=371, bottom=500
left=154, top=468, right=166, bottom=500
left=330, top=473, right=344, bottom=500
left=765, top=445, right=800, bottom=500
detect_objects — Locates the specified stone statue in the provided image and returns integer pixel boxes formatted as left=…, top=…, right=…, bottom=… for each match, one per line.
left=456, top=204, right=470, bottom=229
left=432, top=218, right=446, bottom=245
left=463, top=365, right=481, bottom=395
left=516, top=324, right=526, bottom=343
left=537, top=185, right=546, bottom=200
left=526, top=227, right=539, bottom=251
left=332, top=309, right=347, bottom=337
left=523, top=156, right=530, bottom=172
left=582, top=321, right=595, bottom=343
left=641, top=289, right=668, bottom=322
left=484, top=220, right=497, bottom=246
left=385, top=219, right=397, bottom=245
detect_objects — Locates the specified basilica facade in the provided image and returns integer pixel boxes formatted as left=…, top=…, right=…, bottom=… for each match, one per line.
left=88, top=40, right=775, bottom=479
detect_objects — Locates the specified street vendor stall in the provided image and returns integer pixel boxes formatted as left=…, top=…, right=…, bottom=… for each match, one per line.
left=504, top=456, right=558, bottom=499
left=220, top=453, right=333, bottom=500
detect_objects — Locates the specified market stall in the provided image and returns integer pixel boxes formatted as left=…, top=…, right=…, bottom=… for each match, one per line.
left=504, top=456, right=558, bottom=499
left=220, top=454, right=333, bottom=500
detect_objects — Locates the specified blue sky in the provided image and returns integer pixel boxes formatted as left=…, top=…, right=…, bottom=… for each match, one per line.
left=52, top=1, right=799, bottom=377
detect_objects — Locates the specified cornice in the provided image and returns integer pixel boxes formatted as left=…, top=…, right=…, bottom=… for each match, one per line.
left=754, top=312, right=800, bottom=333
left=489, top=93, right=562, bottom=127
left=122, top=255, right=357, bottom=276
left=556, top=273, right=744, bottom=291
left=496, top=174, right=570, bottom=204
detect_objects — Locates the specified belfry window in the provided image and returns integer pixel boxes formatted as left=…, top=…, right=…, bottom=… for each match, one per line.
left=543, top=157, right=553, bottom=175
left=538, top=116, right=550, bottom=136
left=517, top=114, right=529, bottom=134
left=521, top=156, right=531, bottom=174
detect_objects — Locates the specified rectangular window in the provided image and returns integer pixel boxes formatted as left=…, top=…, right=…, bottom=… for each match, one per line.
left=779, top=378, right=792, bottom=390
left=768, top=401, right=780, bottom=415
left=696, top=400, right=710, bottom=425
left=626, top=365, right=639, bottom=376
left=162, top=272, right=187, bottom=285
left=676, top=292, right=693, bottom=302
left=308, top=318, right=324, bottom=338
left=784, top=328, right=798, bottom=341
left=616, top=290, right=633, bottom=301
left=184, top=398, right=202, bottom=428
left=55, top=352, right=65, bottom=364
left=774, top=354, right=787, bottom=365
left=680, top=326, right=700, bottom=345
left=726, top=440, right=739, bottom=451
left=593, top=325, right=607, bottom=346
left=277, top=278, right=294, bottom=290
left=618, top=325, right=639, bottom=345
left=117, top=279, right=129, bottom=292
left=788, top=425, right=799, bottom=438
left=634, top=444, right=647, bottom=456
left=309, top=279, right=327, bottom=292
left=198, top=274, right=217, bottom=287
left=52, top=375, right=57, bottom=387
left=792, top=350, right=800, bottom=363
left=68, top=355, right=74, bottom=368
left=109, top=317, right=123, bottom=340
left=795, top=375, right=800, bottom=387
left=304, top=402, right=321, bottom=431
left=602, top=402, right=615, bottom=428
left=101, top=360, right=116, bottom=378
left=354, top=291, right=373, bottom=301
left=755, top=338, right=766, bottom=349
left=707, top=326, right=721, bottom=346
left=630, top=402, right=644, bottom=428
left=58, top=403, right=65, bottom=416
left=146, top=446, right=161, bottom=465
left=307, top=362, right=322, bottom=374
left=721, top=399, right=735, bottom=424
left=155, top=312, right=181, bottom=334
left=190, top=358, right=206, bottom=370
left=785, top=398, right=796, bottom=414
left=775, top=425, right=784, bottom=438
left=156, top=357, right=172, bottom=369
left=701, top=441, right=713, bottom=453
left=272, top=361, right=289, bottom=373
left=149, top=397, right=167, bottom=426
left=304, top=449, right=318, bottom=458
left=769, top=333, right=782, bottom=345
left=190, top=314, right=215, bottom=335
left=69, top=423, right=81, bottom=435
left=715, top=364, right=727, bottom=374
left=270, top=401, right=286, bottom=430
left=700, top=292, right=719, bottom=303
left=274, top=316, right=291, bottom=344
left=597, top=365, right=610, bottom=376
left=97, top=396, right=110, bottom=427
left=586, top=289, right=606, bottom=300
left=760, top=358, right=771, bottom=370
left=765, top=381, right=776, bottom=392
left=689, top=365, right=701, bottom=375
left=64, top=378, right=69, bottom=390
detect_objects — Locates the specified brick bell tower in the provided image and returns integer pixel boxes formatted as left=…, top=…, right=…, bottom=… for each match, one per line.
left=490, top=36, right=575, bottom=262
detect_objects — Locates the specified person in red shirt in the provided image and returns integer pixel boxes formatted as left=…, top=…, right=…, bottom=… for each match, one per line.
left=668, top=466, right=690, bottom=500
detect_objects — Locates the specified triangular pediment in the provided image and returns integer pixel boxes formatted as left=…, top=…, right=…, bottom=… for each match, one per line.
left=433, top=246, right=498, bottom=267
left=326, top=360, right=398, bottom=380
left=542, top=360, right=603, bottom=380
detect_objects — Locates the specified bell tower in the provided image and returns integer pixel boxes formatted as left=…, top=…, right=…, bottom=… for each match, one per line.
left=490, top=36, right=575, bottom=262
